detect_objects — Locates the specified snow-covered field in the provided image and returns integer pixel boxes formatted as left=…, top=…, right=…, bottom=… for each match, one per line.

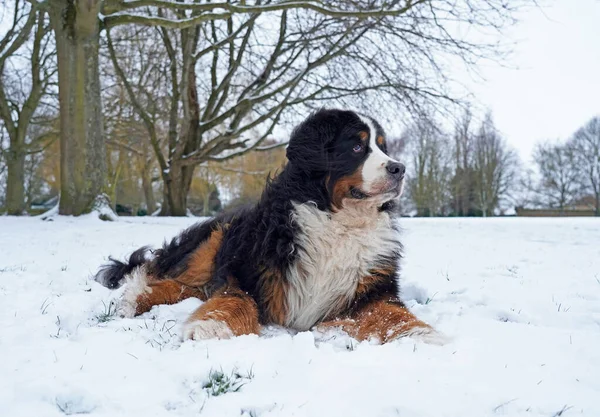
left=1, top=215, right=599, bottom=417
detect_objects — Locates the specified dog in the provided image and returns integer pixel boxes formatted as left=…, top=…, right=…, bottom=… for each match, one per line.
left=95, top=109, right=439, bottom=344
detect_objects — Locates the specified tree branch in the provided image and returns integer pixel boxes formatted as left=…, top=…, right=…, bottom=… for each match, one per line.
left=104, top=0, right=428, bottom=29
left=106, top=29, right=169, bottom=174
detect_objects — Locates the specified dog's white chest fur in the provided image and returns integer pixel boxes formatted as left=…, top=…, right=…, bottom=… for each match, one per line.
left=285, top=202, right=399, bottom=330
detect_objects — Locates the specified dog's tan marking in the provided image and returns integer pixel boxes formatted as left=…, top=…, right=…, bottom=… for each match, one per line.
left=258, top=269, right=289, bottom=325
left=117, top=228, right=224, bottom=317
left=184, top=284, right=260, bottom=340
left=134, top=279, right=206, bottom=316
left=318, top=298, right=433, bottom=343
left=331, top=169, right=364, bottom=210
left=175, top=228, right=223, bottom=286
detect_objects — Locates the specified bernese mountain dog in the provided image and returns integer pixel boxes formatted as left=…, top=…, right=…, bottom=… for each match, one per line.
left=95, top=109, right=441, bottom=344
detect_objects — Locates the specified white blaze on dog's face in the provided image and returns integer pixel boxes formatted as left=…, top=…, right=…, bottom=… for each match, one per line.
left=358, top=115, right=405, bottom=198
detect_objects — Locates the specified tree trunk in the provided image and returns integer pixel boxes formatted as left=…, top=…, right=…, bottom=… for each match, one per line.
left=202, top=191, right=210, bottom=216
left=160, top=164, right=195, bottom=216
left=160, top=41, right=200, bottom=217
left=141, top=168, right=157, bottom=214
left=5, top=148, right=26, bottom=215
left=49, top=0, right=106, bottom=216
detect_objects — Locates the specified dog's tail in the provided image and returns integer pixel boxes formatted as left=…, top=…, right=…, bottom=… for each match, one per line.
left=94, top=246, right=151, bottom=289
left=93, top=217, right=222, bottom=290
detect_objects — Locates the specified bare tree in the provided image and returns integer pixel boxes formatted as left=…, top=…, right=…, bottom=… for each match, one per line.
left=571, top=116, right=600, bottom=215
left=107, top=10, right=423, bottom=214
left=512, top=167, right=539, bottom=209
left=405, top=118, right=452, bottom=216
left=532, top=140, right=580, bottom=212
left=450, top=108, right=475, bottom=216
left=0, top=1, right=55, bottom=214
left=0, top=125, right=7, bottom=205
left=104, top=1, right=534, bottom=215
left=387, top=136, right=408, bottom=162
left=101, top=40, right=164, bottom=214
left=471, top=113, right=517, bottom=217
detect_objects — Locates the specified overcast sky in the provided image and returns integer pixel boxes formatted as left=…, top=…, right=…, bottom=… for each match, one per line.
left=466, top=0, right=600, bottom=163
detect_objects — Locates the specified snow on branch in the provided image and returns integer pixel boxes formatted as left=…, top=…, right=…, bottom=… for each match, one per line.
left=104, top=0, right=428, bottom=29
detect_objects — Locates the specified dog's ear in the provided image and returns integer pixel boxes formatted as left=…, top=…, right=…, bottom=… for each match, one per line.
left=286, top=109, right=342, bottom=172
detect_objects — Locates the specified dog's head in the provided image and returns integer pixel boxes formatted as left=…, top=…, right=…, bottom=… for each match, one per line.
left=286, top=109, right=405, bottom=211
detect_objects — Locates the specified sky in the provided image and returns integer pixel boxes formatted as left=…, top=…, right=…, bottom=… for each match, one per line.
left=465, top=0, right=600, bottom=163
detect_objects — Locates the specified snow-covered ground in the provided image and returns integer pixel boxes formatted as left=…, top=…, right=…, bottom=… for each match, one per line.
left=1, top=215, right=599, bottom=417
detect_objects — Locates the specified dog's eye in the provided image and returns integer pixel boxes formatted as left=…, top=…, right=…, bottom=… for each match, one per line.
left=353, top=144, right=363, bottom=153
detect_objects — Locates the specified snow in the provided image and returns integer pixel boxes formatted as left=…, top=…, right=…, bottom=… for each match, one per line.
left=1, top=216, right=599, bottom=417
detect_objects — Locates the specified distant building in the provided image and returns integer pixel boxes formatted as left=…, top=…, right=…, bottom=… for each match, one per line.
left=516, top=195, right=597, bottom=217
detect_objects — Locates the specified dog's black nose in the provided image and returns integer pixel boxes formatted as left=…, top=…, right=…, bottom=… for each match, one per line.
left=386, top=162, right=405, bottom=178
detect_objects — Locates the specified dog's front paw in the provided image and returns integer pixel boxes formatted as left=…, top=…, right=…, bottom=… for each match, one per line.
left=182, top=319, right=234, bottom=341
left=115, top=267, right=151, bottom=318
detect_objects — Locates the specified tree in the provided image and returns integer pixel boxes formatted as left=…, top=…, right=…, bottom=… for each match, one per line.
left=104, top=0, right=534, bottom=215
left=532, top=140, right=580, bottom=212
left=0, top=1, right=55, bottom=214
left=512, top=167, right=538, bottom=210
left=219, top=138, right=287, bottom=207
left=46, top=0, right=109, bottom=215
left=387, top=136, right=408, bottom=162
left=0, top=125, right=6, bottom=206
left=102, top=66, right=161, bottom=214
left=450, top=108, right=476, bottom=216
left=571, top=116, right=600, bottom=215
left=471, top=113, right=517, bottom=217
left=405, top=118, right=452, bottom=216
